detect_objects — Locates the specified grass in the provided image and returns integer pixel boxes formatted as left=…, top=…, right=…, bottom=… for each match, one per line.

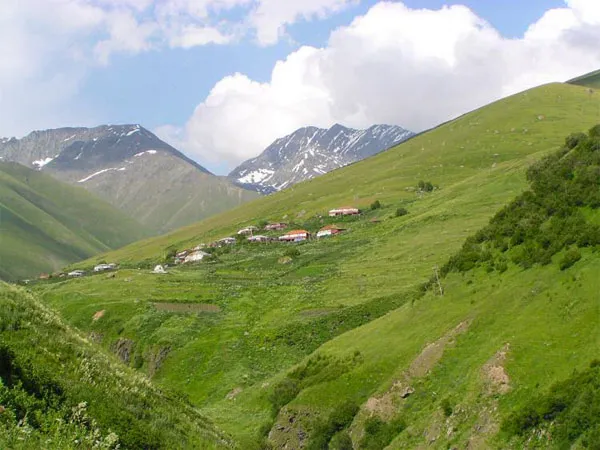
left=0, top=162, right=148, bottom=281
left=0, top=282, right=231, bottom=449
left=29, top=81, right=600, bottom=448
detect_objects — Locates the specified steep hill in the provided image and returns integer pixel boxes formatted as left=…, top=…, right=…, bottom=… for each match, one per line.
left=568, top=69, right=600, bottom=88
left=0, top=162, right=147, bottom=281
left=0, top=125, right=258, bottom=233
left=229, top=124, right=413, bottom=193
left=34, top=82, right=600, bottom=448
left=0, top=283, right=231, bottom=449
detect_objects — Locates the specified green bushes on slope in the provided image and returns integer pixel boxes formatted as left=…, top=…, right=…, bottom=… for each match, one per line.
left=442, top=126, right=600, bottom=276
left=502, top=360, right=600, bottom=449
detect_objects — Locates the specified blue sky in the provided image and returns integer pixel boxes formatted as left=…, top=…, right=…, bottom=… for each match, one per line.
left=1, top=0, right=598, bottom=174
left=81, top=0, right=565, bottom=131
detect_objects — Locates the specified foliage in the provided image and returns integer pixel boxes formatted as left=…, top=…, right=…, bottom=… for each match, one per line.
left=559, top=248, right=582, bottom=270
left=283, top=247, right=301, bottom=258
left=305, top=401, right=358, bottom=450
left=502, top=360, right=600, bottom=448
left=370, top=200, right=382, bottom=210
left=360, top=416, right=406, bottom=450
left=442, top=126, right=600, bottom=276
left=441, top=397, right=453, bottom=417
left=395, top=207, right=409, bottom=217
left=417, top=180, right=434, bottom=192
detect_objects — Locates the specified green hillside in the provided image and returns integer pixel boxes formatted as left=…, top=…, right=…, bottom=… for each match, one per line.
left=32, top=82, right=600, bottom=448
left=0, top=283, right=231, bottom=449
left=0, top=162, right=148, bottom=280
left=568, top=69, right=600, bottom=88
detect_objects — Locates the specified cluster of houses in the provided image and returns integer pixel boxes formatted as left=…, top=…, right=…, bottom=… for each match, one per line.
left=170, top=207, right=361, bottom=265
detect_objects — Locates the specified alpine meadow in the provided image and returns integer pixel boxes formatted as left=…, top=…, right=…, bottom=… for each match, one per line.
left=2, top=78, right=596, bottom=449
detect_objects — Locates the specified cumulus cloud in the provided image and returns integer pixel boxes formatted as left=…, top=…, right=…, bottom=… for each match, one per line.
left=0, top=0, right=348, bottom=138
left=166, top=0, right=600, bottom=170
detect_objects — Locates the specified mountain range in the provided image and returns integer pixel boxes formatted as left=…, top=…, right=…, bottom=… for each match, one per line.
left=0, top=124, right=258, bottom=233
left=229, top=124, right=414, bottom=193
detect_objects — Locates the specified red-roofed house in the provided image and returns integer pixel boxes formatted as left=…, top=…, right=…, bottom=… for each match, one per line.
left=316, top=225, right=346, bottom=238
left=329, top=207, right=360, bottom=217
left=279, top=229, right=311, bottom=242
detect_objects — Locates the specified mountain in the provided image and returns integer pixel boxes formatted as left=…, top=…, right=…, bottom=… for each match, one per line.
left=34, top=81, right=600, bottom=448
left=0, top=161, right=148, bottom=281
left=568, top=69, right=600, bottom=88
left=0, top=124, right=258, bottom=233
left=229, top=124, right=414, bottom=193
left=0, top=283, right=231, bottom=448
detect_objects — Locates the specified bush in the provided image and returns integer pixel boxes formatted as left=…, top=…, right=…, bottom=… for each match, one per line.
left=268, top=379, right=300, bottom=416
left=305, top=401, right=358, bottom=450
left=565, top=132, right=587, bottom=149
left=502, top=360, right=600, bottom=448
left=371, top=200, right=382, bottom=210
left=284, top=247, right=300, bottom=258
left=417, top=180, right=434, bottom=192
left=329, top=431, right=353, bottom=450
left=395, top=207, right=408, bottom=217
left=441, top=397, right=453, bottom=417
left=360, top=416, right=406, bottom=450
left=559, top=248, right=582, bottom=270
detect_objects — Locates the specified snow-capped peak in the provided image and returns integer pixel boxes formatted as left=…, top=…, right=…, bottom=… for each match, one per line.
left=229, top=123, right=414, bottom=194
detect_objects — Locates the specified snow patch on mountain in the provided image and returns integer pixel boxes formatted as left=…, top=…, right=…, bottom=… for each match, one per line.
left=32, top=156, right=56, bottom=169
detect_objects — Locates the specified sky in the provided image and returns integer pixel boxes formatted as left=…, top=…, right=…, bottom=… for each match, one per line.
left=1, top=0, right=600, bottom=174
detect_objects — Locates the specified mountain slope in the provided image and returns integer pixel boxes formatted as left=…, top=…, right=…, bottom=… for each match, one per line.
left=229, top=124, right=413, bottom=193
left=0, top=162, right=147, bottom=281
left=34, top=82, right=600, bottom=448
left=0, top=282, right=232, bottom=449
left=568, top=68, right=600, bottom=88
left=0, top=125, right=258, bottom=233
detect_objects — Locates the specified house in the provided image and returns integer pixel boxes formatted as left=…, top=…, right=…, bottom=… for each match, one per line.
left=264, top=222, right=288, bottom=231
left=217, top=237, right=237, bottom=245
left=39, top=273, right=50, bottom=280
left=237, top=226, right=258, bottom=235
left=329, top=207, right=360, bottom=217
left=68, top=270, right=85, bottom=277
left=184, top=250, right=210, bottom=263
left=176, top=250, right=190, bottom=258
left=94, top=263, right=117, bottom=272
left=316, top=225, right=346, bottom=238
left=247, top=235, right=271, bottom=243
left=279, top=229, right=311, bottom=242
left=152, top=265, right=167, bottom=274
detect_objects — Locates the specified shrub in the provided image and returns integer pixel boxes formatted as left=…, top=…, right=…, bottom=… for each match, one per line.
left=395, top=207, right=408, bottom=217
left=589, top=124, right=600, bottom=138
left=441, top=397, right=453, bottom=417
left=565, top=132, right=587, bottom=149
left=360, top=416, right=406, bottom=450
left=284, top=247, right=300, bottom=258
left=305, top=401, right=358, bottom=450
left=268, top=379, right=300, bottom=416
left=559, top=248, right=582, bottom=270
left=371, top=200, right=382, bottom=210
left=417, top=180, right=434, bottom=192
left=329, top=431, right=353, bottom=450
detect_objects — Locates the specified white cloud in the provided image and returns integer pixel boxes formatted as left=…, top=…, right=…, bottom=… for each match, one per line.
left=165, top=0, right=600, bottom=170
left=0, top=0, right=347, bottom=138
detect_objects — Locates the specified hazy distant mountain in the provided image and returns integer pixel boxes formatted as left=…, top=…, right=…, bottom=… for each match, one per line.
left=0, top=124, right=258, bottom=233
left=229, top=124, right=414, bottom=194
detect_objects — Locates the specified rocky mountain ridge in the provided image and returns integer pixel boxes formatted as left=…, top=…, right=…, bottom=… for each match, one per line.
left=229, top=123, right=414, bottom=193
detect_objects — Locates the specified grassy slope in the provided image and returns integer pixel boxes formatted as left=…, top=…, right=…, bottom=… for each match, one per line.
left=0, top=162, right=148, bottom=280
left=0, top=283, right=231, bottom=449
left=35, top=82, right=600, bottom=447
left=568, top=69, right=600, bottom=88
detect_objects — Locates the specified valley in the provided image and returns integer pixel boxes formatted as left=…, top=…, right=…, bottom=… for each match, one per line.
left=20, top=81, right=600, bottom=448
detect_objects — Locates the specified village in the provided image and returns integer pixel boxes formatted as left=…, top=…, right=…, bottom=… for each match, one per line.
left=29, top=206, right=366, bottom=280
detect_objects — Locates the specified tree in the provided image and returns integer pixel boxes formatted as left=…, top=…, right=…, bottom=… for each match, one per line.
left=371, top=200, right=382, bottom=210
